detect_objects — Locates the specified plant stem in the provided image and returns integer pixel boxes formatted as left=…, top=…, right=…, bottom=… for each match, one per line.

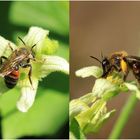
left=109, top=93, right=138, bottom=139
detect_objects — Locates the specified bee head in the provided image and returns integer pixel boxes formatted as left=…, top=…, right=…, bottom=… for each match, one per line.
left=102, top=57, right=110, bottom=72
left=18, top=36, right=36, bottom=58
left=90, top=55, right=111, bottom=77
left=90, top=55, right=110, bottom=67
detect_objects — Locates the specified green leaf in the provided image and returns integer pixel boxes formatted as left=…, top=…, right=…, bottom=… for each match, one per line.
left=1, top=88, right=68, bottom=138
left=70, top=118, right=86, bottom=139
left=9, top=1, right=69, bottom=36
left=0, top=77, right=9, bottom=95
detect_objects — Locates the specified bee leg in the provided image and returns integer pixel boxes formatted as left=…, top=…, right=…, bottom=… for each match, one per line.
left=27, top=59, right=30, bottom=63
left=28, top=65, right=33, bottom=86
left=0, top=56, right=7, bottom=64
left=101, top=67, right=111, bottom=77
left=8, top=43, right=14, bottom=52
left=111, top=65, right=120, bottom=71
left=101, top=65, right=118, bottom=77
left=21, top=64, right=33, bottom=87
left=123, top=71, right=129, bottom=81
left=101, top=72, right=108, bottom=78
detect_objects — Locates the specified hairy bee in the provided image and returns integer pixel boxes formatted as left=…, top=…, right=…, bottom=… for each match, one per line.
left=0, top=37, right=36, bottom=89
left=91, top=51, right=140, bottom=83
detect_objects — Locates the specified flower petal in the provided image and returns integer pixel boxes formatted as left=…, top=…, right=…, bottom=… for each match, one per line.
left=23, top=26, right=59, bottom=56
left=75, top=99, right=106, bottom=133
left=75, top=66, right=103, bottom=78
left=17, top=77, right=38, bottom=112
left=92, top=79, right=120, bottom=99
left=38, top=55, right=69, bottom=80
left=124, top=82, right=140, bottom=99
left=23, top=26, right=49, bottom=54
left=0, top=36, right=17, bottom=57
left=70, top=99, right=89, bottom=119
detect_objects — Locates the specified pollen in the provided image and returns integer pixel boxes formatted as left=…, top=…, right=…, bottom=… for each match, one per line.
left=121, top=59, right=128, bottom=74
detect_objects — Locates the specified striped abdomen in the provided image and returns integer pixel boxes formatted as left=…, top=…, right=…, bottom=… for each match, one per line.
left=4, top=70, right=19, bottom=89
left=132, top=62, right=140, bottom=83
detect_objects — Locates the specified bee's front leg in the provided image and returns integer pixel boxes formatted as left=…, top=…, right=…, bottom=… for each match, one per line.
left=0, top=56, right=7, bottom=64
left=101, top=65, right=119, bottom=78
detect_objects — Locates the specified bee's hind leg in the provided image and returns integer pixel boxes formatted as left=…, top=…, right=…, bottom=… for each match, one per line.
left=21, top=63, right=33, bottom=87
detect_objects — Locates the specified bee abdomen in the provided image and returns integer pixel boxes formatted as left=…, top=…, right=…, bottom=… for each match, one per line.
left=131, top=62, right=140, bottom=83
left=4, top=70, right=19, bottom=89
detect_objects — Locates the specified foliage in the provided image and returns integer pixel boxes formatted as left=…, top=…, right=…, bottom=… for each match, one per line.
left=70, top=66, right=140, bottom=139
left=0, top=1, right=69, bottom=139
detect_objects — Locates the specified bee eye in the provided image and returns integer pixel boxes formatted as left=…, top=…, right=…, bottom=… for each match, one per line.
left=115, top=57, right=120, bottom=65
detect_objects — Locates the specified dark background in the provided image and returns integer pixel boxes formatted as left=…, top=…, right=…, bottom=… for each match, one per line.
left=71, top=1, right=140, bottom=139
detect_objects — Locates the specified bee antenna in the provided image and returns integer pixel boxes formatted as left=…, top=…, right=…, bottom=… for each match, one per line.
left=31, top=44, right=36, bottom=50
left=31, top=40, right=39, bottom=51
left=101, top=51, right=104, bottom=60
left=90, top=56, right=102, bottom=64
left=18, top=37, right=26, bottom=46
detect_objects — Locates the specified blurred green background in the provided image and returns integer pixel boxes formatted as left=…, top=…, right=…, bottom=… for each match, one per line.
left=0, top=1, right=69, bottom=139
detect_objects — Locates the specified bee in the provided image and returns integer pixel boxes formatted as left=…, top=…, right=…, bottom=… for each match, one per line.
left=90, top=51, right=140, bottom=83
left=0, top=37, right=36, bottom=89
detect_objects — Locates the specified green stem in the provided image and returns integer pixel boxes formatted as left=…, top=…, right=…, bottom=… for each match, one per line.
left=109, top=93, right=138, bottom=139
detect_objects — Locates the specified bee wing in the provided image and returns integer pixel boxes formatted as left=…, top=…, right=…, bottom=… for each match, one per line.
left=0, top=66, right=13, bottom=77
left=125, top=56, right=140, bottom=62
left=0, top=54, right=27, bottom=77
left=125, top=56, right=140, bottom=83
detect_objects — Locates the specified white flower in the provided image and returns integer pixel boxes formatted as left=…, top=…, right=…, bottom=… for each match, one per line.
left=75, top=66, right=103, bottom=78
left=0, top=26, right=69, bottom=112
left=75, top=65, right=140, bottom=100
